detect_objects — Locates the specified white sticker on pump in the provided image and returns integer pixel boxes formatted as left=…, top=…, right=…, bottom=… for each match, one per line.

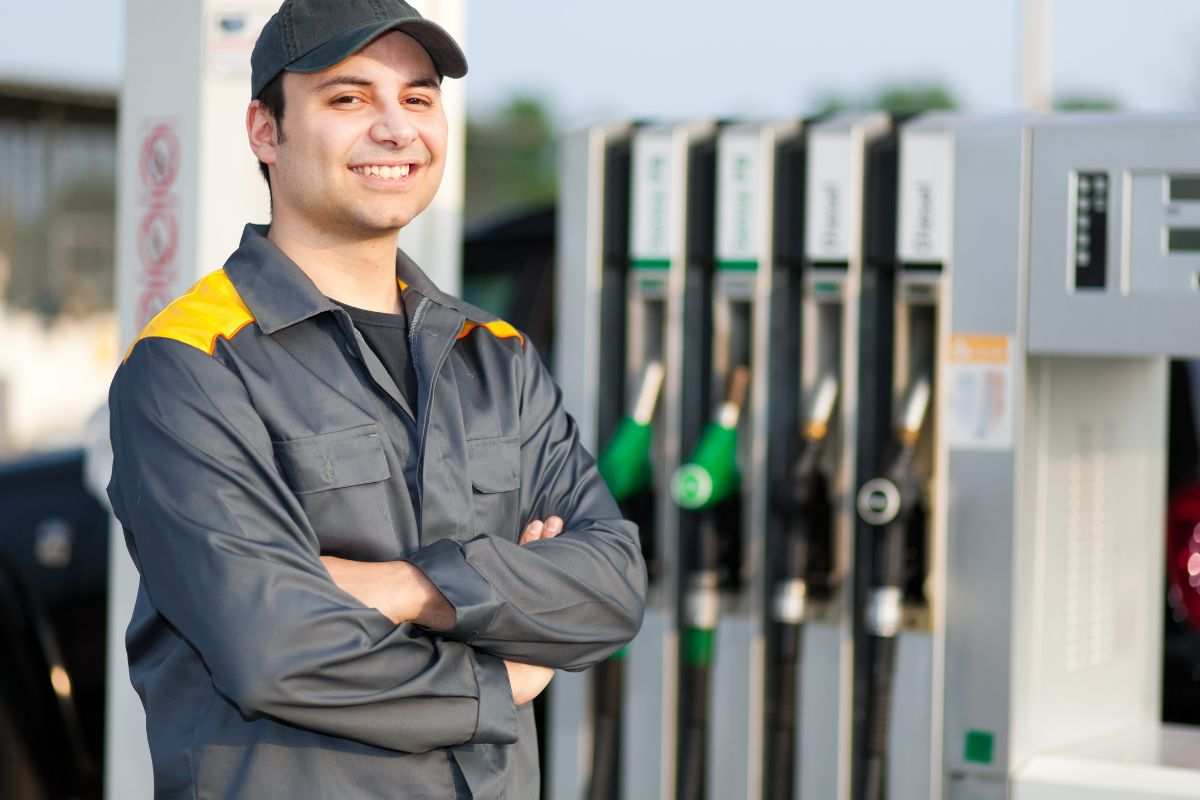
left=945, top=334, right=1014, bottom=450
left=805, top=132, right=854, bottom=262
left=898, top=131, right=952, bottom=264
left=716, top=131, right=760, bottom=270
left=630, top=132, right=675, bottom=269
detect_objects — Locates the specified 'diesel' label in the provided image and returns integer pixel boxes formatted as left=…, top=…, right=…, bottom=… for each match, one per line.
left=630, top=132, right=674, bottom=268
left=898, top=130, right=952, bottom=264
left=716, top=131, right=760, bottom=270
left=805, top=131, right=854, bottom=263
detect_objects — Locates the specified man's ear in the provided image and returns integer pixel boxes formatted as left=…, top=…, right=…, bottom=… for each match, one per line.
left=246, top=100, right=280, bottom=167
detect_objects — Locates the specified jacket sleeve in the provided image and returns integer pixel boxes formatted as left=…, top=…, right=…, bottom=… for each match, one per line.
left=107, top=337, right=516, bottom=753
left=405, top=338, right=647, bottom=671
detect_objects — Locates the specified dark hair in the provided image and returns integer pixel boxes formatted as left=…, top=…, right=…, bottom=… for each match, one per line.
left=255, top=73, right=287, bottom=203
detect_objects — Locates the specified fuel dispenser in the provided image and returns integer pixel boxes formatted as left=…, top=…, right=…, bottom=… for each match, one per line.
left=857, top=113, right=1200, bottom=800
left=553, top=121, right=718, bottom=800
left=780, top=112, right=898, bottom=800
left=663, top=120, right=804, bottom=800
left=627, top=120, right=718, bottom=800
left=849, top=112, right=937, bottom=800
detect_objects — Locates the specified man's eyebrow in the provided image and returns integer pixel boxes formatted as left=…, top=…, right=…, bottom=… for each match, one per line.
left=311, top=75, right=442, bottom=93
left=405, top=76, right=442, bottom=92
left=312, top=75, right=374, bottom=92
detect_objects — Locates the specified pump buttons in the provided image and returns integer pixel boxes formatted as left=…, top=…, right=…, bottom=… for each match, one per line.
left=857, top=477, right=902, bottom=526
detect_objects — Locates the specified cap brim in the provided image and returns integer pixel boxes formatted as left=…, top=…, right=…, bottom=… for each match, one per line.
left=286, top=18, right=467, bottom=80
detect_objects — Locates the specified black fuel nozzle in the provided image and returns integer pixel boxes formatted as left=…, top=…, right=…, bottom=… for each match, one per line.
left=773, top=374, right=840, bottom=610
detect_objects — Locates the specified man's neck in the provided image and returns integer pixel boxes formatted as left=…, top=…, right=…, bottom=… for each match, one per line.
left=267, top=216, right=403, bottom=314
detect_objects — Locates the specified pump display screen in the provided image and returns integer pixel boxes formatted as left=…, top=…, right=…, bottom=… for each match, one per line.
left=1073, top=171, right=1108, bottom=290
left=1167, top=228, right=1200, bottom=253
left=1169, top=176, right=1200, bottom=202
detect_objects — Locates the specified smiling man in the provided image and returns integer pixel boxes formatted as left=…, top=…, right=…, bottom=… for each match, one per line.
left=104, top=2, right=647, bottom=798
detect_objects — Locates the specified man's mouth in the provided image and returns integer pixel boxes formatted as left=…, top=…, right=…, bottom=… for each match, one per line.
left=349, top=163, right=417, bottom=181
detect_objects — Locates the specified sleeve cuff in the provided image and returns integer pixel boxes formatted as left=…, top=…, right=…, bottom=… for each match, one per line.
left=405, top=538, right=499, bottom=640
left=468, top=650, right=518, bottom=745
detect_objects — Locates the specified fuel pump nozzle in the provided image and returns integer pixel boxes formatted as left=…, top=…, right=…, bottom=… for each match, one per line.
left=672, top=365, right=750, bottom=800
left=767, top=374, right=839, bottom=800
left=597, top=361, right=665, bottom=502
left=855, top=372, right=932, bottom=800
left=672, top=365, right=750, bottom=511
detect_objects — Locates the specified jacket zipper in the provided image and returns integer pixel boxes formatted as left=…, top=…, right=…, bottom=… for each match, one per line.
left=409, top=296, right=459, bottom=510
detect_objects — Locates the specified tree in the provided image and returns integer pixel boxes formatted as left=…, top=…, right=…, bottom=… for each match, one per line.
left=873, top=83, right=958, bottom=114
left=1054, top=94, right=1120, bottom=112
left=464, top=95, right=558, bottom=225
left=810, top=80, right=960, bottom=117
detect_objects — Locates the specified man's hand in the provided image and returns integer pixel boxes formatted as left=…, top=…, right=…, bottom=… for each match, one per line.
left=319, top=557, right=455, bottom=630
left=503, top=660, right=555, bottom=705
left=500, top=516, right=562, bottom=704
left=518, top=515, right=563, bottom=545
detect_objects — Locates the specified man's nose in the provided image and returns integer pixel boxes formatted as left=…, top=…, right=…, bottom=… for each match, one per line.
left=369, top=101, right=419, bottom=148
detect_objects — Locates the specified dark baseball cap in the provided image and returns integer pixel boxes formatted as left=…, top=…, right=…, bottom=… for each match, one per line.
left=250, top=0, right=468, bottom=99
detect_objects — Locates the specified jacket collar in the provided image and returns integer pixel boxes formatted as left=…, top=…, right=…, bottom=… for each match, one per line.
left=224, top=223, right=500, bottom=335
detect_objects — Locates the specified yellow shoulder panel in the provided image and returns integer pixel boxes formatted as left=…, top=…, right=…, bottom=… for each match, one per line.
left=124, top=269, right=255, bottom=361
left=457, top=319, right=525, bottom=347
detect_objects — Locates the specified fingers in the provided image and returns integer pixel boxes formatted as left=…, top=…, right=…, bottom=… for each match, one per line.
left=518, top=516, right=565, bottom=545
left=519, top=520, right=545, bottom=546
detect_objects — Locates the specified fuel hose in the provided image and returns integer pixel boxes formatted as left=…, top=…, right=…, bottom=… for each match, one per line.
left=854, top=374, right=931, bottom=800
left=587, top=362, right=664, bottom=800
left=767, top=374, right=838, bottom=800
left=672, top=365, right=750, bottom=800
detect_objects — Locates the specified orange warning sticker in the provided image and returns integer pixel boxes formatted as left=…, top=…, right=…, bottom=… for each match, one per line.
left=946, top=333, right=1014, bottom=450
left=948, top=334, right=1010, bottom=365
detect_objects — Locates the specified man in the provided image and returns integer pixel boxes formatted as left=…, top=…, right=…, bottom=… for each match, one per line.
left=105, top=1, right=647, bottom=797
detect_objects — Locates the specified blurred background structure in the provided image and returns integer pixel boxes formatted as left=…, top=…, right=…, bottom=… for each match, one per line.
left=3, top=1, right=1200, bottom=798
left=4, top=0, right=1200, bottom=452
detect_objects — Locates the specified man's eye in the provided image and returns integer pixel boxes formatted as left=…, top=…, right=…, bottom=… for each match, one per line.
left=333, top=96, right=361, bottom=105
left=405, top=96, right=433, bottom=107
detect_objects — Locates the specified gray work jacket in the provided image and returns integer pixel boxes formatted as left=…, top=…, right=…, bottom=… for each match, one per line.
left=106, top=223, right=647, bottom=799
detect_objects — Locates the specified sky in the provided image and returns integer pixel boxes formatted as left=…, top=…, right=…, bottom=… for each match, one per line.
left=1, top=0, right=1198, bottom=122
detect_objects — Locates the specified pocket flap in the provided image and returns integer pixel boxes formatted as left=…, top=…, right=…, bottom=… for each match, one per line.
left=273, top=423, right=391, bottom=494
left=466, top=436, right=520, bottom=494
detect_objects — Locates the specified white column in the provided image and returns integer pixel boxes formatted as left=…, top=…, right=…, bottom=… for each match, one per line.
left=401, top=0, right=466, bottom=296
left=102, top=4, right=275, bottom=797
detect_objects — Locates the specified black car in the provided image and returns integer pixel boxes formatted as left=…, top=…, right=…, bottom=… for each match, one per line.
left=0, top=448, right=109, bottom=800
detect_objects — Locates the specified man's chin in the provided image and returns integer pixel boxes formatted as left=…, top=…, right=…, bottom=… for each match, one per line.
left=345, top=209, right=420, bottom=236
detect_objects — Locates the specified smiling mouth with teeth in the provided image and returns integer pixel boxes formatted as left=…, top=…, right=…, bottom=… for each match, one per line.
left=350, top=164, right=414, bottom=180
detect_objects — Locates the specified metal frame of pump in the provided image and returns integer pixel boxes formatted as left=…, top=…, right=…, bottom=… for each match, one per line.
left=550, top=121, right=638, bottom=800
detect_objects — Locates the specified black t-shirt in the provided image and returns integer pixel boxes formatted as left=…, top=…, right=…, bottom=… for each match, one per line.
left=335, top=299, right=419, bottom=412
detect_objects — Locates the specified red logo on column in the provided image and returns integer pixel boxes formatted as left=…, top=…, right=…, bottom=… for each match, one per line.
left=136, top=123, right=181, bottom=328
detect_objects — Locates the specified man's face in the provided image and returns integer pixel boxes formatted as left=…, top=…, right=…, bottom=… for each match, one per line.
left=259, top=32, right=448, bottom=237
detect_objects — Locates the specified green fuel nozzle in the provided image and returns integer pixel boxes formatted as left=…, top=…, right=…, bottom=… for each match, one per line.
left=597, top=361, right=665, bottom=502
left=672, top=366, right=750, bottom=510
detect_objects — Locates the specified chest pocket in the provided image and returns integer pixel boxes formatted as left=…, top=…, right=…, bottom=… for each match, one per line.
left=272, top=422, right=396, bottom=555
left=466, top=435, right=521, bottom=541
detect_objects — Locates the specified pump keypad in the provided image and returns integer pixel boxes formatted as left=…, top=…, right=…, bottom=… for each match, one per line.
left=1073, top=171, right=1109, bottom=290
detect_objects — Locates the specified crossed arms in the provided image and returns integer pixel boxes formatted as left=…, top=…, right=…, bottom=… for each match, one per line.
left=107, top=336, right=647, bottom=753
left=320, top=516, right=567, bottom=705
